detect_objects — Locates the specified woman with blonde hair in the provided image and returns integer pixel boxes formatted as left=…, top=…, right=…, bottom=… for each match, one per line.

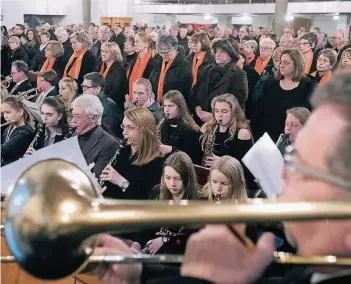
left=131, top=78, right=161, bottom=122
left=127, top=32, right=155, bottom=102
left=158, top=90, right=202, bottom=164
left=338, top=48, right=351, bottom=70
left=63, top=31, right=96, bottom=92
left=202, top=155, right=247, bottom=202
left=58, top=77, right=78, bottom=122
left=201, top=93, right=257, bottom=192
left=276, top=107, right=311, bottom=155
left=100, top=107, right=164, bottom=200
left=132, top=152, right=200, bottom=255
left=98, top=41, right=127, bottom=111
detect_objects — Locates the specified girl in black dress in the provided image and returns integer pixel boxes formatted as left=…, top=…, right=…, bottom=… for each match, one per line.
left=23, top=97, right=70, bottom=156
left=158, top=90, right=202, bottom=165
left=133, top=151, right=200, bottom=255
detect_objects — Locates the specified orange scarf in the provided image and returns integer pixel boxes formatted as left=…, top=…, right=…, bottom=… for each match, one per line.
left=157, top=52, right=178, bottom=103
left=192, top=52, right=206, bottom=87
left=311, top=70, right=332, bottom=86
left=128, top=52, right=152, bottom=100
left=246, top=54, right=255, bottom=65
left=100, top=62, right=113, bottom=78
left=304, top=52, right=314, bottom=74
left=37, top=58, right=56, bottom=86
left=63, top=49, right=87, bottom=79
left=254, top=56, right=271, bottom=75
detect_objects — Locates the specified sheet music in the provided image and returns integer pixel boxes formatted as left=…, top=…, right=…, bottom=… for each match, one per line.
left=242, top=133, right=284, bottom=198
left=1, top=136, right=100, bottom=196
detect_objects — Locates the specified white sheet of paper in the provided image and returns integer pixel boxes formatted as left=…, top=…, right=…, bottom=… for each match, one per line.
left=242, top=133, right=284, bottom=198
left=1, top=136, right=100, bottom=196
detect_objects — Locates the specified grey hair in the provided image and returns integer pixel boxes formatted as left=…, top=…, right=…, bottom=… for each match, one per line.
left=55, top=27, right=68, bottom=36
left=72, top=94, right=103, bottom=125
left=244, top=40, right=258, bottom=53
left=156, top=34, right=178, bottom=51
left=70, top=31, right=93, bottom=50
left=12, top=60, right=29, bottom=77
left=311, top=70, right=351, bottom=184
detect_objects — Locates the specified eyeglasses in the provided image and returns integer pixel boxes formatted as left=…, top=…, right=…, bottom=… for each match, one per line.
left=158, top=49, right=172, bottom=56
left=120, top=124, right=137, bottom=132
left=71, top=114, right=88, bottom=121
left=81, top=85, right=98, bottom=89
left=299, top=42, right=310, bottom=46
left=260, top=46, right=273, bottom=52
left=283, top=145, right=351, bottom=190
left=10, top=71, right=21, bottom=75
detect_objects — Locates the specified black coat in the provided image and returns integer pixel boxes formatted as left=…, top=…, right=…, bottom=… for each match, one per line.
left=10, top=47, right=29, bottom=65
left=188, top=51, right=215, bottom=89
left=190, top=62, right=248, bottom=112
left=1, top=124, right=34, bottom=166
left=32, top=125, right=71, bottom=150
left=1, top=43, right=11, bottom=76
left=61, top=39, right=74, bottom=66
left=243, top=64, right=260, bottom=120
left=65, top=50, right=96, bottom=93
left=31, top=45, right=47, bottom=71
left=91, top=39, right=100, bottom=59
left=9, top=79, right=33, bottom=96
left=123, top=53, right=138, bottom=70
left=103, top=145, right=164, bottom=200
left=23, top=42, right=39, bottom=67
left=111, top=33, right=126, bottom=54
left=99, top=60, right=127, bottom=112
left=149, top=52, right=193, bottom=103
left=127, top=55, right=156, bottom=82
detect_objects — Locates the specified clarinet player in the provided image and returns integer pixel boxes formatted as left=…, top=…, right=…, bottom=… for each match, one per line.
left=24, top=97, right=70, bottom=156
left=100, top=107, right=164, bottom=200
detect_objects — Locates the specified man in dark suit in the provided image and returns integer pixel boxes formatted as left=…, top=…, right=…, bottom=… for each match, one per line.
left=82, top=72, right=123, bottom=138
left=8, top=60, right=33, bottom=95
left=71, top=94, right=119, bottom=176
left=84, top=71, right=351, bottom=284
left=35, top=69, right=59, bottom=107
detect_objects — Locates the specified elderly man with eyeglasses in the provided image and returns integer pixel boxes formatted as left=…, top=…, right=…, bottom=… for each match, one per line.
left=82, top=71, right=351, bottom=284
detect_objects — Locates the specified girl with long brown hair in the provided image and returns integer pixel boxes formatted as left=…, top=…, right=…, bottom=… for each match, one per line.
left=133, top=152, right=200, bottom=255
left=158, top=90, right=202, bottom=164
left=100, top=107, right=164, bottom=200
left=1, top=96, right=34, bottom=166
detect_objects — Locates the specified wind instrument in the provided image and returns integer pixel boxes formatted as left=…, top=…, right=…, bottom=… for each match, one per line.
left=17, top=87, right=40, bottom=100
left=1, top=159, right=351, bottom=280
left=63, top=127, right=76, bottom=140
left=28, top=124, right=44, bottom=149
left=127, top=98, right=139, bottom=109
left=1, top=76, right=12, bottom=88
left=99, top=139, right=127, bottom=192
left=157, top=113, right=169, bottom=142
left=202, top=120, right=220, bottom=167
left=0, top=120, right=15, bottom=127
left=2, top=159, right=351, bottom=280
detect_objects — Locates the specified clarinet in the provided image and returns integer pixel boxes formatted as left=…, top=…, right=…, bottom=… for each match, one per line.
left=214, top=194, right=222, bottom=204
left=157, top=113, right=169, bottom=142
left=63, top=127, right=76, bottom=140
left=29, top=124, right=44, bottom=149
left=99, top=139, right=127, bottom=192
left=202, top=120, right=220, bottom=167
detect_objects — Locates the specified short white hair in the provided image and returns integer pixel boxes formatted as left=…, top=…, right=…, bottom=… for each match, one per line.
left=244, top=40, right=258, bottom=52
left=55, top=27, right=68, bottom=36
left=72, top=94, right=103, bottom=125
left=260, top=37, right=276, bottom=49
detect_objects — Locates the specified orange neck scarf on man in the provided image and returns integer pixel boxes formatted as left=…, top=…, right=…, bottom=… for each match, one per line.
left=192, top=51, right=206, bottom=87
left=63, top=49, right=87, bottom=79
left=157, top=52, right=178, bottom=103
left=128, top=52, right=152, bottom=101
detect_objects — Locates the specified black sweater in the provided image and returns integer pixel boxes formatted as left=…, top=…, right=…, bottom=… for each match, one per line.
left=103, top=145, right=164, bottom=200
left=1, top=124, right=34, bottom=166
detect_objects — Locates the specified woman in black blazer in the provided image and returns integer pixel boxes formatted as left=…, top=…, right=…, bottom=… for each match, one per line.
left=97, top=42, right=127, bottom=112
left=190, top=38, right=248, bottom=125
left=23, top=97, right=70, bottom=157
left=8, top=36, right=28, bottom=64
left=63, top=31, right=96, bottom=93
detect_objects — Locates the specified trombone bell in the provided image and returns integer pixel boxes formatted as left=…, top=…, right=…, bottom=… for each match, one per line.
left=4, top=159, right=351, bottom=280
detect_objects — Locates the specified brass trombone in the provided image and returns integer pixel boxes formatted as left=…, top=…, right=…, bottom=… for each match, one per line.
left=1, top=159, right=351, bottom=280
left=1, top=76, right=12, bottom=88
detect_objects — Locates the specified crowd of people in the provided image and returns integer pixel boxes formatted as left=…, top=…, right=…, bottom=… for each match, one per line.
left=1, top=20, right=351, bottom=284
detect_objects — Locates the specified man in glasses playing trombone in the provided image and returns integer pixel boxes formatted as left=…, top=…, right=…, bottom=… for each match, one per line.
left=86, top=71, right=351, bottom=284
